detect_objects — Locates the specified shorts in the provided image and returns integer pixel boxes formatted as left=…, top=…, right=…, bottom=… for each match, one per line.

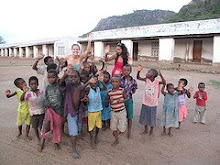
left=124, top=98, right=134, bottom=120
left=110, top=109, right=127, bottom=132
left=17, top=111, right=31, bottom=126
left=31, top=114, right=45, bottom=129
left=88, top=111, right=102, bottom=131
left=178, top=105, right=188, bottom=122
left=67, top=113, right=79, bottom=136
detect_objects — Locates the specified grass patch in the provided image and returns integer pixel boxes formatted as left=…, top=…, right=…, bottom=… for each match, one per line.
left=208, top=80, right=220, bottom=88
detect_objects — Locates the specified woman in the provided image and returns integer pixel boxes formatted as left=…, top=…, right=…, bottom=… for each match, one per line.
left=105, top=43, right=132, bottom=76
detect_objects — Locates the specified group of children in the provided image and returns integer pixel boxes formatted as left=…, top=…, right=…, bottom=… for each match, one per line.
left=5, top=45, right=208, bottom=159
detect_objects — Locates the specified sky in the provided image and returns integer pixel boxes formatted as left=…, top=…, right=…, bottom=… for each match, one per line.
left=0, top=0, right=192, bottom=44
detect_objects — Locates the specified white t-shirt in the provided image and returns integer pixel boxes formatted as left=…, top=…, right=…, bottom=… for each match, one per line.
left=37, top=66, right=48, bottom=91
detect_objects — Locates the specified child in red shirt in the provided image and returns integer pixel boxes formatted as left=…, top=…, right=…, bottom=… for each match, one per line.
left=193, top=82, right=207, bottom=124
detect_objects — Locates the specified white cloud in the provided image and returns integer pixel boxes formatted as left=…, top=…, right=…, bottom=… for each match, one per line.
left=0, top=0, right=191, bottom=43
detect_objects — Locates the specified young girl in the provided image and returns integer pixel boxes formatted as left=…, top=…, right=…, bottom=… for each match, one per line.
left=161, top=83, right=179, bottom=137
left=98, top=71, right=113, bottom=130
left=20, top=76, right=45, bottom=144
left=176, top=78, right=192, bottom=129
left=137, top=65, right=166, bottom=136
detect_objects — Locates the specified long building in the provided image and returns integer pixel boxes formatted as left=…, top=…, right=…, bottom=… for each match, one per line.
left=1, top=18, right=220, bottom=64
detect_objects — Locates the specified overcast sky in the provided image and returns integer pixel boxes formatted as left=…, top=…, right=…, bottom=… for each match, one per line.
left=0, top=0, right=191, bottom=43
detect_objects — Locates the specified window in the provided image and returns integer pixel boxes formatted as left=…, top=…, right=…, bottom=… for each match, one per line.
left=58, top=46, right=65, bottom=55
left=151, top=41, right=159, bottom=56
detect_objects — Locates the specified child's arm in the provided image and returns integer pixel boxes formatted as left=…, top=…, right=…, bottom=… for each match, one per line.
left=20, top=87, right=29, bottom=101
left=99, top=81, right=107, bottom=91
left=56, top=57, right=62, bottom=73
left=120, top=90, right=129, bottom=103
left=32, top=54, right=44, bottom=70
left=5, top=90, right=16, bottom=98
left=106, top=93, right=110, bottom=107
left=187, top=87, right=193, bottom=98
left=80, top=77, right=97, bottom=90
left=161, top=84, right=166, bottom=96
left=193, top=91, right=199, bottom=99
left=44, top=88, right=50, bottom=108
left=80, top=33, right=93, bottom=61
left=203, top=92, right=208, bottom=101
left=136, top=65, right=146, bottom=82
left=104, top=45, right=116, bottom=62
left=158, top=70, right=166, bottom=85
left=131, top=79, right=138, bottom=94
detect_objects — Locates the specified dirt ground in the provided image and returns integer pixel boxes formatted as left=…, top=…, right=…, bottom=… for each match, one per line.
left=0, top=57, right=220, bottom=165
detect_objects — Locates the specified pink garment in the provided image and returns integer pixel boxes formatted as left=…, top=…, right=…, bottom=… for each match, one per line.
left=41, top=107, right=62, bottom=144
left=178, top=105, right=188, bottom=122
left=142, top=78, right=160, bottom=107
left=112, top=61, right=123, bottom=76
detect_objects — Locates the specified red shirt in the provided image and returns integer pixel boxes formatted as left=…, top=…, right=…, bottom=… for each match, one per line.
left=193, top=91, right=207, bottom=107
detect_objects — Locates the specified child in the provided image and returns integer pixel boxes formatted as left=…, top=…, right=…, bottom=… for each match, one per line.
left=39, top=70, right=63, bottom=152
left=5, top=78, right=32, bottom=140
left=193, top=82, right=207, bottom=124
left=161, top=83, right=179, bottom=137
left=87, top=77, right=103, bottom=148
left=121, top=64, right=137, bottom=138
left=20, top=76, right=45, bottom=144
left=98, top=71, right=113, bottom=130
left=176, top=78, right=192, bottom=129
left=59, top=67, right=95, bottom=158
left=137, top=65, right=166, bottom=136
left=107, top=76, right=128, bottom=146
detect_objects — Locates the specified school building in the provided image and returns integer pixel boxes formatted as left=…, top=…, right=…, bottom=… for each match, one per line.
left=0, top=18, right=220, bottom=64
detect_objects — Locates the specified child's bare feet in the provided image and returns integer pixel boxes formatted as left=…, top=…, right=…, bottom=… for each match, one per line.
left=168, top=132, right=173, bottom=137
left=94, top=137, right=99, bottom=144
left=54, top=143, right=61, bottom=150
left=161, top=132, right=166, bottom=136
left=26, top=136, right=32, bottom=141
left=127, top=131, right=131, bottom=139
left=149, top=129, right=153, bottom=136
left=200, top=122, right=205, bottom=125
left=102, top=127, right=108, bottom=131
left=91, top=142, right=97, bottom=149
left=37, top=146, right=43, bottom=153
left=111, top=140, right=119, bottom=147
left=73, top=151, right=80, bottom=159
left=140, top=130, right=148, bottom=135
left=16, top=133, right=22, bottom=138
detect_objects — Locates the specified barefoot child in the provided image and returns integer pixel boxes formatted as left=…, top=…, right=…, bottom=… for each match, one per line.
left=193, top=82, right=207, bottom=124
left=98, top=71, right=113, bottom=130
left=39, top=70, right=63, bottom=152
left=176, top=78, right=192, bottom=129
left=161, top=83, right=179, bottom=137
left=5, top=78, right=32, bottom=140
left=20, top=76, right=45, bottom=144
left=107, top=76, right=128, bottom=146
left=121, top=64, right=137, bottom=138
left=137, top=65, right=166, bottom=136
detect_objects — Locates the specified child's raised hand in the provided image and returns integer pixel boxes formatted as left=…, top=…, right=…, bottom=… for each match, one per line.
left=137, top=65, right=143, bottom=72
left=66, top=65, right=74, bottom=75
left=158, top=70, right=162, bottom=76
left=88, top=33, right=93, bottom=41
left=188, top=87, right=193, bottom=94
left=37, top=53, right=45, bottom=60
left=89, top=77, right=97, bottom=84
left=105, top=45, right=110, bottom=54
left=5, top=90, right=11, bottom=97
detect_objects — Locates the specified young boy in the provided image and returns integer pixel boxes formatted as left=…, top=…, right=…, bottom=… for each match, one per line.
left=193, top=82, right=207, bottom=124
left=20, top=76, right=45, bottom=144
left=121, top=64, right=137, bottom=138
left=5, top=78, right=32, bottom=140
left=107, top=76, right=128, bottom=146
left=87, top=77, right=103, bottom=148
left=39, top=70, right=63, bottom=152
left=32, top=54, right=54, bottom=90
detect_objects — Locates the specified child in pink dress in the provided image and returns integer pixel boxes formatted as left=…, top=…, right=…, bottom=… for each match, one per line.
left=137, top=65, right=166, bottom=135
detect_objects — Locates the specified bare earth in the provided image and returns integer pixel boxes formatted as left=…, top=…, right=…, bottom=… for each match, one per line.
left=0, top=57, right=220, bottom=165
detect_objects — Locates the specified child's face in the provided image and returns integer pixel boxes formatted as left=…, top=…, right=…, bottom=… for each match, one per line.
left=91, top=65, right=98, bottom=74
left=46, top=58, right=54, bottom=66
left=80, top=75, right=88, bottom=84
left=84, top=64, right=90, bottom=72
left=178, top=80, right=185, bottom=88
left=111, top=78, right=120, bottom=89
left=146, top=71, right=154, bottom=80
left=167, top=85, right=175, bottom=95
left=116, top=46, right=122, bottom=55
left=17, top=79, right=27, bottom=90
left=29, top=80, right=38, bottom=91
left=72, top=45, right=80, bottom=55
left=198, top=84, right=205, bottom=92
left=47, top=73, right=57, bottom=85
left=123, top=66, right=131, bottom=77
left=103, top=74, right=110, bottom=84
left=90, top=79, right=98, bottom=89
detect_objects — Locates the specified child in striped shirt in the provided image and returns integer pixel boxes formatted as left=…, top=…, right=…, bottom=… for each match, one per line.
left=107, top=76, right=128, bottom=147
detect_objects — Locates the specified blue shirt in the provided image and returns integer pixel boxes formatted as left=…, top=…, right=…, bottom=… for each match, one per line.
left=88, top=87, right=103, bottom=112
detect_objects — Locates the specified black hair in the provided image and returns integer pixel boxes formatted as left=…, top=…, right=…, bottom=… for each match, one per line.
left=179, top=78, right=188, bottom=86
left=73, top=70, right=80, bottom=78
left=90, top=64, right=98, bottom=74
left=83, top=61, right=90, bottom=67
left=71, top=44, right=80, bottom=50
left=44, top=56, right=53, bottom=65
left=198, top=82, right=205, bottom=87
left=123, top=64, right=132, bottom=72
left=14, top=78, right=23, bottom=87
left=115, top=43, right=129, bottom=66
left=47, top=69, right=58, bottom=77
left=47, top=63, right=57, bottom=72
left=103, top=70, right=111, bottom=79
left=166, top=83, right=174, bottom=89
left=29, top=76, right=38, bottom=84
left=149, top=69, right=158, bottom=78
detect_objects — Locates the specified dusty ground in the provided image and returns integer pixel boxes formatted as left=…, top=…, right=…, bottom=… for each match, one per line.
left=0, top=57, right=220, bottom=165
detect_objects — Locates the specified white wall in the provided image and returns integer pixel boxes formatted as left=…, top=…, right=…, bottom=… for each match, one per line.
left=137, top=40, right=153, bottom=57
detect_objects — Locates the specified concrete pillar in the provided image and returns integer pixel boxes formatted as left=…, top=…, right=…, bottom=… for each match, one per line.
left=1, top=49, right=5, bottom=56
left=13, top=48, right=18, bottom=57
left=94, top=41, right=104, bottom=58
left=213, top=36, right=220, bottom=63
left=9, top=48, right=13, bottom=57
left=33, top=46, right=39, bottom=58
left=19, top=47, right=23, bottom=58
left=121, top=40, right=133, bottom=59
left=5, top=48, right=8, bottom=56
left=42, top=45, right=48, bottom=56
left=0, top=49, right=3, bottom=56
left=159, top=38, right=175, bottom=61
left=25, top=47, right=30, bottom=58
